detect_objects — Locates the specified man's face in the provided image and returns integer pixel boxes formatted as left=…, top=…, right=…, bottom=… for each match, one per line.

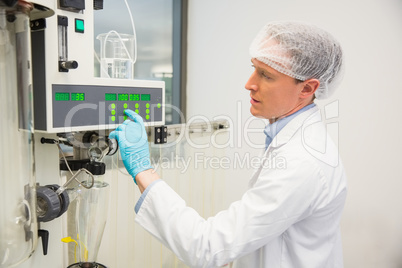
left=245, top=58, right=305, bottom=121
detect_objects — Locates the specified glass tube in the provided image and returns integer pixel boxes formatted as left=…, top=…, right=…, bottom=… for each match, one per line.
left=75, top=178, right=110, bottom=266
left=0, top=3, right=37, bottom=267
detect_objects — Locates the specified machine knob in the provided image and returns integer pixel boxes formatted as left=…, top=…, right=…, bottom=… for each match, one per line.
left=59, top=60, right=78, bottom=70
left=107, top=138, right=118, bottom=156
left=36, top=186, right=60, bottom=222
left=36, top=185, right=70, bottom=222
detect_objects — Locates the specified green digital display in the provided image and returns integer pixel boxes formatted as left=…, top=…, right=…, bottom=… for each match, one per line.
left=105, top=93, right=117, bottom=101
left=71, top=93, right=85, bottom=101
left=141, top=94, right=150, bottom=101
left=130, top=94, right=140, bottom=101
left=118, top=94, right=129, bottom=101
left=55, top=92, right=70, bottom=101
left=106, top=93, right=150, bottom=101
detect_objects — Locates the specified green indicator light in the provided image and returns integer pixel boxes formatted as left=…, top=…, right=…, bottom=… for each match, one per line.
left=157, top=103, right=161, bottom=108
left=146, top=103, right=150, bottom=108
left=111, top=110, right=116, bottom=115
left=146, top=115, right=150, bottom=120
left=124, top=115, right=127, bottom=120
left=124, top=103, right=128, bottom=108
left=146, top=109, right=150, bottom=114
left=111, top=103, right=116, bottom=109
left=75, top=19, right=84, bottom=33
left=111, top=116, right=116, bottom=122
left=135, top=109, right=139, bottom=114
left=135, top=103, right=139, bottom=108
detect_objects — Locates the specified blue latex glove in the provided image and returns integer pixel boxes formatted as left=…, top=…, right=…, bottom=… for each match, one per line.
left=109, top=109, right=152, bottom=183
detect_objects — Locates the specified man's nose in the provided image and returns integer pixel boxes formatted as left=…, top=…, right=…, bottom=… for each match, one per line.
left=245, top=72, right=258, bottom=91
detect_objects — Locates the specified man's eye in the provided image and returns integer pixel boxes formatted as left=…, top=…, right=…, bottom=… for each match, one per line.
left=251, top=64, right=255, bottom=69
left=261, top=72, right=271, bottom=79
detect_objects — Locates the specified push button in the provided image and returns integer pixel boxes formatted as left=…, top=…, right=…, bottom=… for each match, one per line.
left=75, top=19, right=84, bottom=33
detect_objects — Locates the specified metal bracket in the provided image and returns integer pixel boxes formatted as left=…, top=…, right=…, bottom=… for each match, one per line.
left=154, top=125, right=168, bottom=144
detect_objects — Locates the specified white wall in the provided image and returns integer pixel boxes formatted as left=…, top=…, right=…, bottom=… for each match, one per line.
left=186, top=0, right=402, bottom=267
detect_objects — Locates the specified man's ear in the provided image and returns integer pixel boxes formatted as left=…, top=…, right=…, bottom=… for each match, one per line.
left=300, top=79, right=320, bottom=99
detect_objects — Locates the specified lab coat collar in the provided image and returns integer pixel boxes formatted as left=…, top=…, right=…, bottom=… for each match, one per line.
left=267, top=105, right=320, bottom=150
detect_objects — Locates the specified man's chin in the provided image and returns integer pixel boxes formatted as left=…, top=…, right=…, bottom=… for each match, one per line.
left=250, top=109, right=266, bottom=119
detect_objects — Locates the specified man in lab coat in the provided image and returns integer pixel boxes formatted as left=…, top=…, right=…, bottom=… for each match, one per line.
left=109, top=21, right=347, bottom=268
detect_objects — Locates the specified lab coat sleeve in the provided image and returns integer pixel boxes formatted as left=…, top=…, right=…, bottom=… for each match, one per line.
left=134, top=156, right=321, bottom=268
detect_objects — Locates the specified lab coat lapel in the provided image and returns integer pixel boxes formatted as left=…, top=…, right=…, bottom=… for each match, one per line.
left=249, top=106, right=320, bottom=189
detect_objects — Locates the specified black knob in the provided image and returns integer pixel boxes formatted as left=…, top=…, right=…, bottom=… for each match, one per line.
left=41, top=137, right=57, bottom=144
left=107, top=138, right=118, bottom=156
left=60, top=60, right=78, bottom=70
left=38, top=229, right=49, bottom=255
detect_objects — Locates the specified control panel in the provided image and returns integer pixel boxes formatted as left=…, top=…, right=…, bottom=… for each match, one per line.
left=34, top=80, right=165, bottom=133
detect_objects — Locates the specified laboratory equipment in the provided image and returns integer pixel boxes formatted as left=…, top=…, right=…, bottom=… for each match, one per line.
left=59, top=132, right=112, bottom=268
left=97, top=32, right=136, bottom=79
left=39, top=132, right=117, bottom=268
left=70, top=179, right=110, bottom=268
left=28, top=0, right=164, bottom=267
left=0, top=1, right=51, bottom=267
left=36, top=82, right=164, bottom=133
left=30, top=0, right=164, bottom=133
left=0, top=0, right=164, bottom=266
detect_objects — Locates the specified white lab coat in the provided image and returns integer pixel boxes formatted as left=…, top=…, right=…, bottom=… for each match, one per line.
left=135, top=106, right=347, bottom=268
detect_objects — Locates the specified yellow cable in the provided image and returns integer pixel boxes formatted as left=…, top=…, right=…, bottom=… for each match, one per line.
left=61, top=236, right=79, bottom=262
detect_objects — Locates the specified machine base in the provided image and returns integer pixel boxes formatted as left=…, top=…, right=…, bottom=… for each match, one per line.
left=67, top=263, right=107, bottom=268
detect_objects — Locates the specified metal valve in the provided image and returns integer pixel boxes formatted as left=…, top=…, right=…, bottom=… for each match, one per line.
left=59, top=60, right=78, bottom=71
left=36, top=184, right=70, bottom=222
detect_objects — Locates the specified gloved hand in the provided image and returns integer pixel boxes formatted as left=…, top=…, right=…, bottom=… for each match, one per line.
left=109, top=109, right=153, bottom=183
